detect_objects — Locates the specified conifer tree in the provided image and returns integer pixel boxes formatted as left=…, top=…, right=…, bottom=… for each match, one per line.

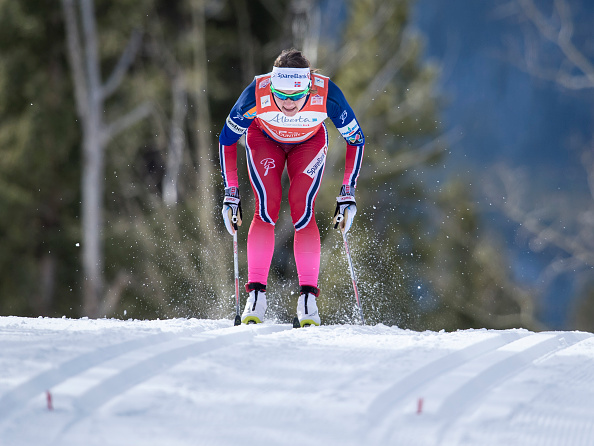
left=0, top=1, right=79, bottom=316
left=311, top=0, right=538, bottom=329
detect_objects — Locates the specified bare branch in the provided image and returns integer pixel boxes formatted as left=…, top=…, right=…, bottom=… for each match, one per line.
left=487, top=165, right=594, bottom=270
left=518, top=0, right=594, bottom=89
left=101, top=29, right=144, bottom=100
left=102, top=101, right=152, bottom=145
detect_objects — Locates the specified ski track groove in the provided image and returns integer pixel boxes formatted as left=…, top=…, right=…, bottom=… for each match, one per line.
left=454, top=337, right=594, bottom=446
left=0, top=323, right=286, bottom=434
left=365, top=331, right=592, bottom=445
left=436, top=331, right=591, bottom=445
left=51, top=324, right=291, bottom=443
left=0, top=329, right=185, bottom=425
left=366, top=330, right=524, bottom=434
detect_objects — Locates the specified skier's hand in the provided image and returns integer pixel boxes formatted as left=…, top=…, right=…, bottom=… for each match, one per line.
left=222, top=187, right=242, bottom=235
left=333, top=185, right=356, bottom=233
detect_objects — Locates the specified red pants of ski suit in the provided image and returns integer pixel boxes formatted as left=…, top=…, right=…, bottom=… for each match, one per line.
left=245, top=120, right=328, bottom=288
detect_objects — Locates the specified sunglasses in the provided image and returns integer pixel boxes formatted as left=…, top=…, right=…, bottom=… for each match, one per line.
left=270, top=85, right=310, bottom=101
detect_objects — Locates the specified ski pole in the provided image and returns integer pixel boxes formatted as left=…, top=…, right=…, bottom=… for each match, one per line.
left=232, top=216, right=241, bottom=326
left=336, top=215, right=365, bottom=325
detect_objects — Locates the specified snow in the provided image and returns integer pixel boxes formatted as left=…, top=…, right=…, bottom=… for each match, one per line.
left=1, top=316, right=593, bottom=445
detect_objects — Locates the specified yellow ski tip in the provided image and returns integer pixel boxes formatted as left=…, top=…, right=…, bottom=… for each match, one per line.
left=299, top=319, right=320, bottom=328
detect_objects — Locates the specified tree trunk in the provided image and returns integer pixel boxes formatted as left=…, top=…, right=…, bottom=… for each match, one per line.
left=62, top=0, right=149, bottom=317
left=163, top=75, right=187, bottom=206
left=81, top=123, right=104, bottom=316
left=192, top=0, right=228, bottom=306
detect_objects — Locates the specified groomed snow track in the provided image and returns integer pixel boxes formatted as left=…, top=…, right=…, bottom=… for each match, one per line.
left=0, top=317, right=593, bottom=446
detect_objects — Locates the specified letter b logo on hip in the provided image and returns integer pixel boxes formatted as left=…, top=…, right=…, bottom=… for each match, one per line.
left=261, top=158, right=276, bottom=176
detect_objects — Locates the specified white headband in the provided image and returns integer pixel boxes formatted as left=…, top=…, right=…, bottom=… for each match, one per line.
left=270, top=67, right=311, bottom=91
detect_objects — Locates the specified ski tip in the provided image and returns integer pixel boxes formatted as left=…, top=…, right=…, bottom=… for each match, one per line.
left=292, top=316, right=301, bottom=329
left=234, top=315, right=242, bottom=326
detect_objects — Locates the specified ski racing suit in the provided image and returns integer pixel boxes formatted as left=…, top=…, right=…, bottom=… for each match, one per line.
left=219, top=72, right=365, bottom=289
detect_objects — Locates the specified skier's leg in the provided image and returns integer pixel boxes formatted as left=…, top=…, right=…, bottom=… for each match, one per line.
left=287, top=126, right=328, bottom=326
left=293, top=219, right=321, bottom=286
left=287, top=125, right=328, bottom=289
left=245, top=124, right=286, bottom=286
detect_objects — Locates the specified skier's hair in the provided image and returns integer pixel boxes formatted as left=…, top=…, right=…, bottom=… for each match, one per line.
left=274, top=48, right=310, bottom=69
left=274, top=48, right=319, bottom=93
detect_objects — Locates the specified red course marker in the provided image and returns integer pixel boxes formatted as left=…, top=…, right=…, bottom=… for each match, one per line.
left=46, top=391, right=53, bottom=411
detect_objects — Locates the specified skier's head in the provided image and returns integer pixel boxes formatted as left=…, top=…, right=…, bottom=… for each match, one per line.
left=270, top=49, right=316, bottom=117
left=270, top=49, right=313, bottom=93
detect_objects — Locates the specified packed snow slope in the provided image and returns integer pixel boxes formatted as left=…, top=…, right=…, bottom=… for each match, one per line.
left=1, top=317, right=594, bottom=446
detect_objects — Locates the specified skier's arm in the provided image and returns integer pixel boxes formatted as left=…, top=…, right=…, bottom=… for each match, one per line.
left=219, top=80, right=256, bottom=234
left=327, top=80, right=364, bottom=233
left=327, top=80, right=365, bottom=189
left=219, top=80, right=258, bottom=188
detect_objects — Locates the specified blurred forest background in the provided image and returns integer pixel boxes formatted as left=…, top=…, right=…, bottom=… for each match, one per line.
left=0, top=0, right=592, bottom=332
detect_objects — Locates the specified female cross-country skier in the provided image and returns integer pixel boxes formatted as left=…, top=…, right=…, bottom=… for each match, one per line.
left=218, top=48, right=365, bottom=326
